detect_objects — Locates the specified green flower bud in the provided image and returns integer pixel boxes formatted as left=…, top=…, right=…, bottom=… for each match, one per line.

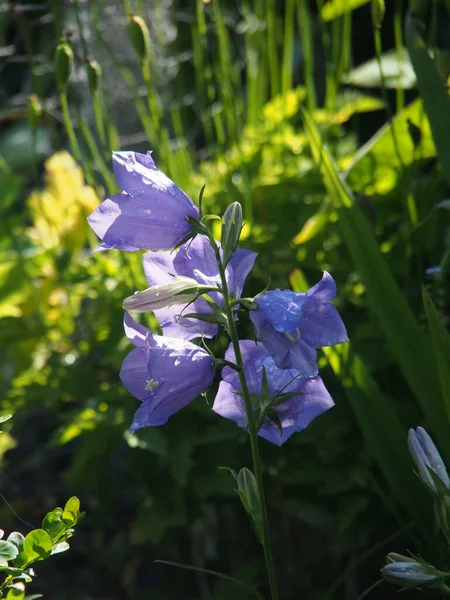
left=28, top=94, right=42, bottom=130
left=86, top=57, right=102, bottom=93
left=371, top=0, right=385, bottom=27
left=128, top=14, right=151, bottom=62
left=237, top=468, right=262, bottom=542
left=221, top=202, right=243, bottom=266
left=386, top=553, right=413, bottom=564
left=55, top=39, right=73, bottom=91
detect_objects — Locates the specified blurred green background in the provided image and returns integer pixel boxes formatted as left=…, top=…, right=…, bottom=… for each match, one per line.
left=1, top=0, right=450, bottom=598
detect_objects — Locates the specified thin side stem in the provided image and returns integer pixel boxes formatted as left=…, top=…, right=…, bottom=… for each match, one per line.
left=208, top=235, right=279, bottom=600
left=60, top=90, right=81, bottom=162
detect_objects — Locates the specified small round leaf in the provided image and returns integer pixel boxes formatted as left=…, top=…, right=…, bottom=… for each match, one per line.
left=0, top=540, right=19, bottom=561
left=23, top=530, right=52, bottom=562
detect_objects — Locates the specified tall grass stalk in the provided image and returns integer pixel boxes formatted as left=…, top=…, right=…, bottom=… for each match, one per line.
left=297, top=0, right=317, bottom=110
left=266, top=0, right=279, bottom=97
left=282, top=0, right=296, bottom=95
left=394, top=0, right=405, bottom=113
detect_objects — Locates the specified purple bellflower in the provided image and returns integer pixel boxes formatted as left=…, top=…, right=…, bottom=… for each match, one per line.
left=142, top=235, right=257, bottom=340
left=120, top=313, right=215, bottom=431
left=250, top=272, right=348, bottom=374
left=213, top=340, right=334, bottom=445
left=88, top=151, right=199, bottom=251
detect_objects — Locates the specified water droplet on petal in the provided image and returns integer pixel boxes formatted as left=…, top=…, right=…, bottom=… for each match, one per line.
left=168, top=186, right=176, bottom=197
left=174, top=357, right=181, bottom=366
left=172, top=222, right=180, bottom=229
left=136, top=206, right=152, bottom=217
left=142, top=176, right=151, bottom=185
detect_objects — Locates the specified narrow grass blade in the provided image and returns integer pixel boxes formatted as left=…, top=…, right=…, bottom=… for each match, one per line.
left=423, top=288, right=450, bottom=423
left=320, top=0, right=371, bottom=21
left=300, top=106, right=448, bottom=461
left=155, top=560, right=265, bottom=600
left=405, top=13, right=450, bottom=187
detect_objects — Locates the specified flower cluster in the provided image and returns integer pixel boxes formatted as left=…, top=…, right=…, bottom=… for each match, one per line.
left=88, top=151, right=348, bottom=445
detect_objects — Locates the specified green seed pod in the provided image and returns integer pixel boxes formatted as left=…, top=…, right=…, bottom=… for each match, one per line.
left=28, top=94, right=42, bottom=130
left=55, top=39, right=73, bottom=91
left=86, top=57, right=102, bottom=93
left=371, top=0, right=385, bottom=27
left=128, top=14, right=151, bottom=62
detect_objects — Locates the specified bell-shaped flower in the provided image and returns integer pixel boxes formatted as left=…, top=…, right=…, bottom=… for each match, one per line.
left=213, top=340, right=334, bottom=445
left=142, top=235, right=257, bottom=340
left=87, top=151, right=199, bottom=251
left=119, top=313, right=215, bottom=430
left=250, top=272, right=348, bottom=374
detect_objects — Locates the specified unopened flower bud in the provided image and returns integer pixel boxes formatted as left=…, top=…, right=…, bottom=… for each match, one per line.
left=55, top=39, right=73, bottom=91
left=86, top=57, right=102, bottom=94
left=237, top=468, right=262, bottom=541
left=386, top=552, right=412, bottom=563
left=128, top=14, right=151, bottom=63
left=221, top=202, right=243, bottom=266
left=123, top=277, right=200, bottom=313
left=381, top=559, right=442, bottom=588
left=28, top=94, right=42, bottom=130
left=371, top=0, right=385, bottom=27
left=408, top=427, right=450, bottom=493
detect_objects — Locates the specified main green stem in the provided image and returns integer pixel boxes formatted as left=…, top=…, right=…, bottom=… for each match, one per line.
left=210, top=237, right=279, bottom=600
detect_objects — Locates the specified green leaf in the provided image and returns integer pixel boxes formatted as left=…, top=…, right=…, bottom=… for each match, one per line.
left=51, top=542, right=70, bottom=555
left=293, top=203, right=331, bottom=244
left=8, top=532, right=26, bottom=568
left=0, top=566, right=23, bottom=576
left=7, top=533, right=24, bottom=552
left=64, top=497, right=80, bottom=516
left=422, top=288, right=450, bottom=421
left=0, top=540, right=19, bottom=562
left=321, top=0, right=371, bottom=21
left=62, top=511, right=76, bottom=526
left=343, top=49, right=416, bottom=88
left=0, top=415, right=12, bottom=425
left=5, top=583, right=24, bottom=600
left=154, top=561, right=265, bottom=600
left=346, top=98, right=435, bottom=195
left=406, top=13, right=450, bottom=187
left=42, top=510, right=65, bottom=540
left=301, top=106, right=449, bottom=463
left=23, top=530, right=52, bottom=562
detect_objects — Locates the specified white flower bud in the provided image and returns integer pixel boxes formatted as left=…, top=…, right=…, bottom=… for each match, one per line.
left=408, top=427, right=450, bottom=492
left=123, top=277, right=200, bottom=313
